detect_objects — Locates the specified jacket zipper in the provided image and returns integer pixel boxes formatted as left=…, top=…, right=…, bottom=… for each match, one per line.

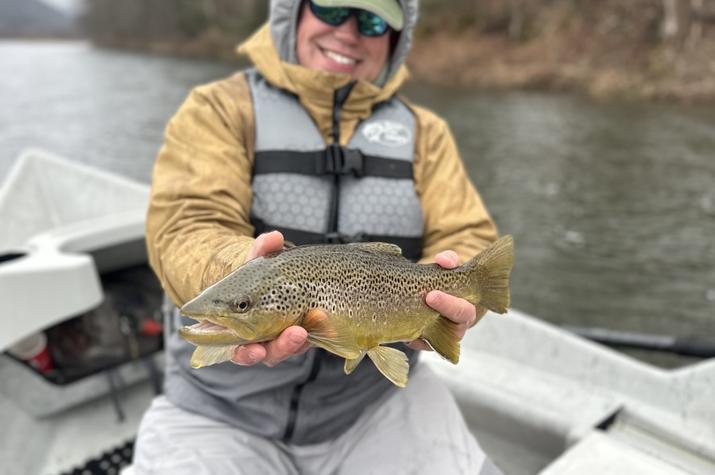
left=281, top=81, right=356, bottom=443
left=282, top=351, right=322, bottom=441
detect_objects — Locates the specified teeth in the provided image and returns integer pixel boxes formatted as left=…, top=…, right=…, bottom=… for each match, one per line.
left=189, top=320, right=229, bottom=333
left=325, top=50, right=356, bottom=65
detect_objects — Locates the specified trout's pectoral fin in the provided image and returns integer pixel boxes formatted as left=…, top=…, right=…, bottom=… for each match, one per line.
left=190, top=345, right=238, bottom=368
left=344, top=351, right=366, bottom=375
left=302, top=308, right=361, bottom=359
left=367, top=346, right=409, bottom=388
left=420, top=317, right=460, bottom=364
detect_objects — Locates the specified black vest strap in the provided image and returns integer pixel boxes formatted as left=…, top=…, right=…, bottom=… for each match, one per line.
left=253, top=146, right=413, bottom=179
left=251, top=217, right=423, bottom=262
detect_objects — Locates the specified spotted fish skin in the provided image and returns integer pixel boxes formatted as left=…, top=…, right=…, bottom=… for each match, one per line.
left=180, top=236, right=514, bottom=387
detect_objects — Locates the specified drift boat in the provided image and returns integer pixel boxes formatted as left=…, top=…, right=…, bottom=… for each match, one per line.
left=0, top=149, right=713, bottom=475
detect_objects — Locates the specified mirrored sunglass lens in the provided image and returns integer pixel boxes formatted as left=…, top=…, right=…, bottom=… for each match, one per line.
left=357, top=10, right=388, bottom=36
left=311, top=3, right=351, bottom=26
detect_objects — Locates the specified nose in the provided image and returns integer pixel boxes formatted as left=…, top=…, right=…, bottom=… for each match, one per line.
left=333, top=14, right=360, bottom=43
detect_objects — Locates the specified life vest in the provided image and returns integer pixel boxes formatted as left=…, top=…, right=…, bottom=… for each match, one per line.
left=247, top=69, right=424, bottom=260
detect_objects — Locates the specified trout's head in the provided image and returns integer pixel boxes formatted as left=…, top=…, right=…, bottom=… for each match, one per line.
left=179, top=255, right=308, bottom=345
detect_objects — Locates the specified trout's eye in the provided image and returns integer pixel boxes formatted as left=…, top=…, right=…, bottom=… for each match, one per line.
left=230, top=297, right=251, bottom=313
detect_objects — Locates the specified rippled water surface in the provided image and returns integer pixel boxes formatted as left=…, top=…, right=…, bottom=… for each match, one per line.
left=2, top=41, right=714, bottom=364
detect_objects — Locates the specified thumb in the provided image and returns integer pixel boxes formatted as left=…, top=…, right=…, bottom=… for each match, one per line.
left=246, top=231, right=284, bottom=261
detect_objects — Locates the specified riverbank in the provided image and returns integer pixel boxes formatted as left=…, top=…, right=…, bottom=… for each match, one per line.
left=80, top=0, right=715, bottom=101
left=86, top=0, right=715, bottom=104
left=91, top=29, right=715, bottom=103
left=409, top=30, right=715, bottom=103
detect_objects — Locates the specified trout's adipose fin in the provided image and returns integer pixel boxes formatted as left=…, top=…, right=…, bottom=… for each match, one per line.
left=469, top=235, right=514, bottom=314
left=367, top=346, right=409, bottom=388
left=190, top=345, right=238, bottom=368
left=421, top=317, right=460, bottom=364
left=302, top=308, right=361, bottom=359
left=344, top=351, right=366, bottom=375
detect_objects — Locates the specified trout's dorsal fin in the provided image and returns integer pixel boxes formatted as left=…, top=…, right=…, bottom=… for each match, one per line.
left=420, top=317, right=460, bottom=364
left=367, top=346, right=409, bottom=388
left=344, top=351, right=366, bottom=375
left=348, top=242, right=403, bottom=257
left=302, top=308, right=361, bottom=359
left=190, top=345, right=238, bottom=368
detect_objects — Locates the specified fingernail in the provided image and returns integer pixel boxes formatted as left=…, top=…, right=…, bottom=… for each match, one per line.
left=247, top=350, right=259, bottom=362
left=289, top=333, right=305, bottom=345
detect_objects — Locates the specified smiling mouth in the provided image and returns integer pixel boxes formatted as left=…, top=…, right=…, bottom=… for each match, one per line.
left=321, top=47, right=358, bottom=66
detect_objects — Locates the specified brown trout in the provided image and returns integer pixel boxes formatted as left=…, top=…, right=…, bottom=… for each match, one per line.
left=179, top=235, right=514, bottom=387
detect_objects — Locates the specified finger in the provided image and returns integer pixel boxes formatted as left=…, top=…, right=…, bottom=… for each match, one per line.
left=231, top=343, right=267, bottom=366
left=426, top=290, right=476, bottom=326
left=246, top=231, right=285, bottom=261
left=295, top=341, right=312, bottom=355
left=407, top=339, right=432, bottom=351
left=434, top=250, right=460, bottom=269
left=453, top=324, right=468, bottom=341
left=262, top=326, right=309, bottom=367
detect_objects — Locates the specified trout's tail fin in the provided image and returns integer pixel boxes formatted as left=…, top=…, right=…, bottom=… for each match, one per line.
left=467, top=235, right=514, bottom=314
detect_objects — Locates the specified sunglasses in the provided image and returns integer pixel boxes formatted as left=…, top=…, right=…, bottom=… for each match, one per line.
left=309, top=1, right=390, bottom=37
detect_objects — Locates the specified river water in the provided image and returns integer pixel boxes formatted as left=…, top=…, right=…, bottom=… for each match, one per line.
left=2, top=41, right=714, bottom=366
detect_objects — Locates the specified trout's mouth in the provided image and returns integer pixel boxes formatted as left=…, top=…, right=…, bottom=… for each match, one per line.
left=179, top=316, right=258, bottom=345
left=178, top=318, right=247, bottom=345
left=184, top=319, right=232, bottom=334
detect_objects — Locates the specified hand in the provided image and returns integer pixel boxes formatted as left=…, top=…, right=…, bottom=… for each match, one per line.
left=408, top=250, right=480, bottom=351
left=230, top=231, right=311, bottom=367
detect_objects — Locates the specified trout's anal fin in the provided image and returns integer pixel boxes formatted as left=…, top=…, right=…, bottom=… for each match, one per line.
left=302, top=308, right=361, bottom=359
left=344, top=351, right=366, bottom=375
left=367, top=346, right=409, bottom=388
left=420, top=317, right=461, bottom=364
left=190, top=345, right=238, bottom=368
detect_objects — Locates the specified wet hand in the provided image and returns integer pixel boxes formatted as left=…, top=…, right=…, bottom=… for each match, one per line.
left=408, top=250, right=479, bottom=352
left=231, top=231, right=311, bottom=367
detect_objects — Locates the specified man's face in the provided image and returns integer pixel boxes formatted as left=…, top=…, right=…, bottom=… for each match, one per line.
left=296, top=2, right=391, bottom=82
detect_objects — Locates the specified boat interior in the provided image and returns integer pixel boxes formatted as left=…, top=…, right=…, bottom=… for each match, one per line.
left=1, top=150, right=713, bottom=475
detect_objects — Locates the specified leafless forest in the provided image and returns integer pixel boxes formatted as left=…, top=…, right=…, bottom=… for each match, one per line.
left=82, top=0, right=715, bottom=100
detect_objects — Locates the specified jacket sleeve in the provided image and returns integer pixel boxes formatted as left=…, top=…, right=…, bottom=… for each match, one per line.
left=146, top=73, right=256, bottom=307
left=411, top=104, right=499, bottom=264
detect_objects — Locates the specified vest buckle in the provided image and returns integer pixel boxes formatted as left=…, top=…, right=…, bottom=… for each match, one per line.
left=321, top=145, right=364, bottom=177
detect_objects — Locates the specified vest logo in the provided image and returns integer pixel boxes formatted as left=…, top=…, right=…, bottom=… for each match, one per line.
left=362, top=120, right=411, bottom=147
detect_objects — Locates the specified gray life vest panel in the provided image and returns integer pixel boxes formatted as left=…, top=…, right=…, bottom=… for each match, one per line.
left=248, top=69, right=424, bottom=260
left=163, top=70, right=424, bottom=446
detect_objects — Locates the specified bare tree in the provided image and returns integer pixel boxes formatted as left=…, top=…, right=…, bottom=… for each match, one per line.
left=508, top=0, right=526, bottom=40
left=662, top=0, right=680, bottom=38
